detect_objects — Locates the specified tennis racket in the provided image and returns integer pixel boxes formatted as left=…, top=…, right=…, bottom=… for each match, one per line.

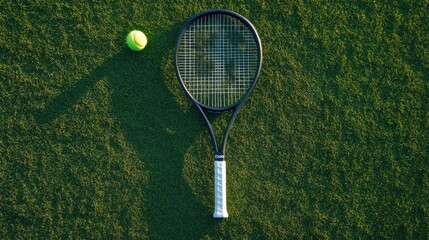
left=174, top=9, right=262, bottom=218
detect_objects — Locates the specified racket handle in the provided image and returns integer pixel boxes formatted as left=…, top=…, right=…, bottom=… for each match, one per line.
left=213, top=160, right=228, bottom=218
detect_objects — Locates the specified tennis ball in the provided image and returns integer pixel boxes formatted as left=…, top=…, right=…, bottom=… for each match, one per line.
left=126, top=30, right=147, bottom=51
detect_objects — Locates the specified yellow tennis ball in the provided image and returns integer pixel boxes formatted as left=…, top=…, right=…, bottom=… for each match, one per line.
left=126, top=30, right=147, bottom=51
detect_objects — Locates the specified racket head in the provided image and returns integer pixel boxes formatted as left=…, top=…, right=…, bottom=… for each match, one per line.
left=175, top=9, right=262, bottom=112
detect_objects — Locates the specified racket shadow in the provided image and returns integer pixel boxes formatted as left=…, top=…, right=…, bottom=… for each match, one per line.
left=35, top=30, right=218, bottom=238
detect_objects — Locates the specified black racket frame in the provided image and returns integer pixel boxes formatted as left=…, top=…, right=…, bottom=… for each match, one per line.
left=174, top=9, right=262, bottom=159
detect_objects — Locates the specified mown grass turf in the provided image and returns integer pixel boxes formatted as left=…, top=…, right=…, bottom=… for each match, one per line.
left=1, top=0, right=428, bottom=239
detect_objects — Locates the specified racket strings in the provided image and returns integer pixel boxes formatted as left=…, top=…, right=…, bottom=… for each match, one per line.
left=177, top=13, right=259, bottom=108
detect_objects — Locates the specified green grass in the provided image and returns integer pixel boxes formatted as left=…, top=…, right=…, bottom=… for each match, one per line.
left=1, top=0, right=428, bottom=239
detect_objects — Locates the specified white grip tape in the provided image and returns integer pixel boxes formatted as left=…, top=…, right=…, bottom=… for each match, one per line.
left=213, top=161, right=228, bottom=218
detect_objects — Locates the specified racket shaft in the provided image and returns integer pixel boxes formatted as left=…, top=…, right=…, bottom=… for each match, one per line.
left=213, top=160, right=228, bottom=218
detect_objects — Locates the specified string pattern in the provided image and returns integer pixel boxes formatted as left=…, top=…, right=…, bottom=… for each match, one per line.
left=177, top=13, right=259, bottom=108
